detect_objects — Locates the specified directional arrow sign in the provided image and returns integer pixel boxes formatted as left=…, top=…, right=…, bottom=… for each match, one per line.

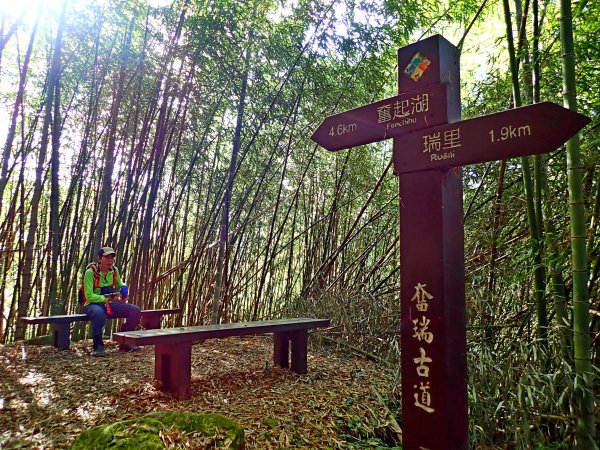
left=392, top=102, right=590, bottom=174
left=311, top=83, right=448, bottom=152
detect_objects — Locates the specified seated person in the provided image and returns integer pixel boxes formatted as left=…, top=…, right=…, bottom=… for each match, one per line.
left=81, top=246, right=141, bottom=356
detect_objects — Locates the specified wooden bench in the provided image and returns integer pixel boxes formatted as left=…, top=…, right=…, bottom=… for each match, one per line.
left=113, top=317, right=330, bottom=399
left=20, top=308, right=181, bottom=350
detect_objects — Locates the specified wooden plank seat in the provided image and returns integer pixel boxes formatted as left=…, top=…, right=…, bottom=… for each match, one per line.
left=113, top=317, right=330, bottom=400
left=20, top=308, right=181, bottom=350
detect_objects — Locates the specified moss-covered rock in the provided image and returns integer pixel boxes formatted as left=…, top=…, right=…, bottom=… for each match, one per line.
left=69, top=412, right=244, bottom=449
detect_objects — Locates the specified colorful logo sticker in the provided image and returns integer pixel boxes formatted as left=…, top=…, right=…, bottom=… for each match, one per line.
left=404, top=52, right=431, bottom=81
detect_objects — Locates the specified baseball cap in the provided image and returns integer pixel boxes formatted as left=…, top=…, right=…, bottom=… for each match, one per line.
left=98, top=247, right=117, bottom=257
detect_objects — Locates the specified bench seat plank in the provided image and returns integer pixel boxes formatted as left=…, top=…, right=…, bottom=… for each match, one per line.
left=21, top=314, right=89, bottom=325
left=20, top=308, right=181, bottom=350
left=113, top=318, right=330, bottom=400
left=113, top=318, right=330, bottom=346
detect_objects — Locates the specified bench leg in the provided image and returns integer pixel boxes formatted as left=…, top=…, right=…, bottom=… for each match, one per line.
left=155, top=341, right=192, bottom=400
left=141, top=314, right=161, bottom=330
left=52, top=323, right=71, bottom=350
left=290, top=329, right=308, bottom=374
left=273, top=332, right=289, bottom=368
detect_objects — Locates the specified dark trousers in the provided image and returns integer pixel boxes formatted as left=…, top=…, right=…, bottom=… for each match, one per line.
left=83, top=302, right=141, bottom=348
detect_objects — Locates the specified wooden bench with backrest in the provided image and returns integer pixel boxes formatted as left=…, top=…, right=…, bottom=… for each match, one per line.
left=20, top=308, right=181, bottom=350
left=113, top=317, right=330, bottom=399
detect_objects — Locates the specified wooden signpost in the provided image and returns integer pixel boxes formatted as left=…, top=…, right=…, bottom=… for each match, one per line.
left=393, top=101, right=590, bottom=173
left=311, top=83, right=449, bottom=151
left=311, top=34, right=590, bottom=450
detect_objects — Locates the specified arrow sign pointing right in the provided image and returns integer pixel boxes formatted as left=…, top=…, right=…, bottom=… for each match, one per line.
left=311, top=83, right=449, bottom=152
left=392, top=102, right=590, bottom=174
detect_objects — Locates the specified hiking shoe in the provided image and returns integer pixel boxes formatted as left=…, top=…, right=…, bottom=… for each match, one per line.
left=118, top=344, right=142, bottom=352
left=92, top=344, right=106, bottom=357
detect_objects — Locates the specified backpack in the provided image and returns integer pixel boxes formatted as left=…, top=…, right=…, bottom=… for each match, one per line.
left=78, top=263, right=118, bottom=306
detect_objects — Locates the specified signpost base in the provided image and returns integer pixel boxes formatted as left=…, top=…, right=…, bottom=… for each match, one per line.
left=400, top=169, right=467, bottom=449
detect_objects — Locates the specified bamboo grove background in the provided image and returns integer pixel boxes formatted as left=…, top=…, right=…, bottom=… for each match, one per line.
left=0, top=0, right=598, bottom=446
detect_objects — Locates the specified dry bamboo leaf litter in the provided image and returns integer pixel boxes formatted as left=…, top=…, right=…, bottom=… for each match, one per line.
left=0, top=336, right=398, bottom=449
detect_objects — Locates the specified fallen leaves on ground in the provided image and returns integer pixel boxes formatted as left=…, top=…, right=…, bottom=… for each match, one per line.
left=0, top=336, right=400, bottom=449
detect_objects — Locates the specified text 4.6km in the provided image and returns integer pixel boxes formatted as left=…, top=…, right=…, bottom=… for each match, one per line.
left=329, top=123, right=357, bottom=136
left=489, top=124, right=531, bottom=142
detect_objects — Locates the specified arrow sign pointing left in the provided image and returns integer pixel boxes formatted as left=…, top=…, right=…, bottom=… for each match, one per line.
left=311, top=83, right=449, bottom=152
left=392, top=102, right=590, bottom=174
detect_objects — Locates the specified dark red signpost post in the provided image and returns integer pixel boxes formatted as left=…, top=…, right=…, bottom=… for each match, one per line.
left=396, top=36, right=466, bottom=450
left=311, top=34, right=589, bottom=450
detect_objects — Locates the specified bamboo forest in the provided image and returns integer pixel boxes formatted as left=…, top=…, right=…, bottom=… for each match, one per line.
left=0, top=0, right=598, bottom=448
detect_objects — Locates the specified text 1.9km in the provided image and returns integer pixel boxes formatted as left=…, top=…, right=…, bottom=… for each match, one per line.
left=489, top=124, right=531, bottom=142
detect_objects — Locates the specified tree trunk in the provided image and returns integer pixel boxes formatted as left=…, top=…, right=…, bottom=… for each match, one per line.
left=48, top=68, right=63, bottom=316
left=531, top=0, right=572, bottom=362
left=93, top=11, right=136, bottom=252
left=485, top=159, right=506, bottom=340
left=14, top=3, right=66, bottom=340
left=559, top=0, right=597, bottom=446
left=212, top=46, right=250, bottom=324
left=0, top=18, right=38, bottom=213
left=502, top=0, right=548, bottom=349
